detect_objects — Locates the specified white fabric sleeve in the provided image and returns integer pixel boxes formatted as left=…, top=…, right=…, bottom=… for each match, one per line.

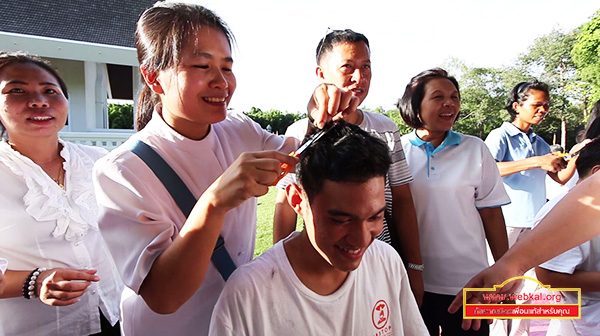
left=209, top=274, right=246, bottom=336
left=93, top=152, right=182, bottom=294
left=538, top=244, right=586, bottom=275
left=475, top=141, right=510, bottom=208
left=0, top=257, right=7, bottom=274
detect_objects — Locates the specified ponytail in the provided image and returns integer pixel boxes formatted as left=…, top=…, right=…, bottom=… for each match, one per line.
left=135, top=85, right=158, bottom=130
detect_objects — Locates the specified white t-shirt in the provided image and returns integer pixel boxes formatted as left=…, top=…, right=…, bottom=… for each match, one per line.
left=0, top=140, right=122, bottom=336
left=278, top=112, right=413, bottom=245
left=209, top=238, right=428, bottom=336
left=93, top=111, right=296, bottom=336
left=0, top=257, right=5, bottom=336
left=536, top=191, right=600, bottom=335
left=401, top=130, right=510, bottom=295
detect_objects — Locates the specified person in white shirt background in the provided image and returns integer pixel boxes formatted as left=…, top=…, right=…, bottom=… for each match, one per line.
left=397, top=68, right=510, bottom=336
left=535, top=136, right=600, bottom=336
left=0, top=257, right=6, bottom=336
left=0, top=51, right=122, bottom=336
left=210, top=121, right=427, bottom=336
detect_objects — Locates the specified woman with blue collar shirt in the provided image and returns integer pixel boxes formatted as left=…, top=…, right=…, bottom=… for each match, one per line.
left=398, top=68, right=509, bottom=336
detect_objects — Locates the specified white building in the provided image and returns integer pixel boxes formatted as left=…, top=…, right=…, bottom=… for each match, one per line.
left=0, top=0, right=155, bottom=149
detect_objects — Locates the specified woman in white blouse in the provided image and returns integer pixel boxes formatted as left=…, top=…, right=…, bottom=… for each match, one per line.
left=0, top=51, right=122, bottom=336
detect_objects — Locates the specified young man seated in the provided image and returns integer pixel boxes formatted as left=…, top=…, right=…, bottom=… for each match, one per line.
left=535, top=137, right=600, bottom=336
left=209, top=121, right=427, bottom=335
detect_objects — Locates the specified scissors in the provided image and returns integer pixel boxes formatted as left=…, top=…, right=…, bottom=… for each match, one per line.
left=555, top=149, right=581, bottom=161
left=270, top=128, right=332, bottom=186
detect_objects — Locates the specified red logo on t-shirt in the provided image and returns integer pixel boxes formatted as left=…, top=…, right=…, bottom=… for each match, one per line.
left=372, top=300, right=389, bottom=329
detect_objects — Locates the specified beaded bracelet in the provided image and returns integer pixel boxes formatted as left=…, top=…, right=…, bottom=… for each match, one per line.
left=22, top=267, right=47, bottom=300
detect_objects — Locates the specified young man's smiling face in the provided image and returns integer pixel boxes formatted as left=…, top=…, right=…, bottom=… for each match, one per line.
left=299, top=177, right=386, bottom=272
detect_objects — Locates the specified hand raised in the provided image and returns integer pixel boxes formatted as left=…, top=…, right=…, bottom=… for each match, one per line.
left=448, top=261, right=521, bottom=330
left=38, top=268, right=99, bottom=306
left=307, top=83, right=360, bottom=128
left=537, top=153, right=567, bottom=173
left=204, top=151, right=299, bottom=211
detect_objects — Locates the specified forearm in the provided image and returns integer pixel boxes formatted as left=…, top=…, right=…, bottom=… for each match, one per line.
left=273, top=189, right=298, bottom=243
left=503, top=174, right=600, bottom=271
left=551, top=158, right=577, bottom=184
left=391, top=185, right=424, bottom=306
left=536, top=268, right=600, bottom=292
left=0, top=270, right=30, bottom=298
left=139, top=195, right=226, bottom=314
left=479, top=207, right=509, bottom=262
left=496, top=157, right=539, bottom=177
left=391, top=190, right=422, bottom=264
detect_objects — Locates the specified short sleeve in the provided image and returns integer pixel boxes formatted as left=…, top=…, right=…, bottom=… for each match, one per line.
left=538, top=244, right=587, bottom=275
left=475, top=140, right=510, bottom=208
left=484, top=128, right=507, bottom=162
left=386, top=134, right=413, bottom=186
left=93, top=152, right=181, bottom=293
left=208, top=279, right=242, bottom=336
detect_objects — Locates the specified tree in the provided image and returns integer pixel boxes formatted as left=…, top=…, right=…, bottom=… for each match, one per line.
left=363, top=106, right=412, bottom=135
left=244, top=107, right=304, bottom=134
left=518, top=29, right=587, bottom=149
left=108, top=103, right=134, bottom=129
left=572, top=9, right=600, bottom=110
left=444, top=60, right=509, bottom=139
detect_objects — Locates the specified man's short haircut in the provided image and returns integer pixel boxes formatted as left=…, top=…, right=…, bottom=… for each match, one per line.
left=315, top=29, right=369, bottom=65
left=576, top=136, right=600, bottom=178
left=506, top=80, right=550, bottom=121
left=397, top=68, right=460, bottom=129
left=297, top=121, right=391, bottom=202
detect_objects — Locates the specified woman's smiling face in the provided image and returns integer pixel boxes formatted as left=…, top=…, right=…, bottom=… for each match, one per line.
left=154, top=26, right=236, bottom=139
left=418, top=77, right=460, bottom=133
left=0, top=62, right=68, bottom=140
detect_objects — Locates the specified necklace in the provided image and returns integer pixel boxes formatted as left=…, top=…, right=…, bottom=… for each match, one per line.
left=7, top=140, right=65, bottom=189
left=53, top=165, right=65, bottom=190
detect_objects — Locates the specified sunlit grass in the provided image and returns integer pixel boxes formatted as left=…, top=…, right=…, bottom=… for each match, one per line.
left=254, top=187, right=278, bottom=257
left=254, top=187, right=302, bottom=257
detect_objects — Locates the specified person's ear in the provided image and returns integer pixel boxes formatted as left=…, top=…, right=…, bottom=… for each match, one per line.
left=316, top=66, right=325, bottom=82
left=591, top=165, right=600, bottom=175
left=140, top=66, right=164, bottom=94
left=285, top=183, right=305, bottom=216
left=512, top=101, right=520, bottom=114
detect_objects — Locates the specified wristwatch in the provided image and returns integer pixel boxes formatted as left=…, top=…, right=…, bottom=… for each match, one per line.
left=407, top=263, right=425, bottom=272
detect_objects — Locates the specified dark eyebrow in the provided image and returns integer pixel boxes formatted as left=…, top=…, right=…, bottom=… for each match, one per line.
left=6, top=80, right=59, bottom=87
left=327, top=206, right=386, bottom=218
left=192, top=51, right=234, bottom=63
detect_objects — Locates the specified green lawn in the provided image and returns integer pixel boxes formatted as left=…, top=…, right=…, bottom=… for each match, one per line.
left=254, top=187, right=302, bottom=257
left=254, top=187, right=278, bottom=257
